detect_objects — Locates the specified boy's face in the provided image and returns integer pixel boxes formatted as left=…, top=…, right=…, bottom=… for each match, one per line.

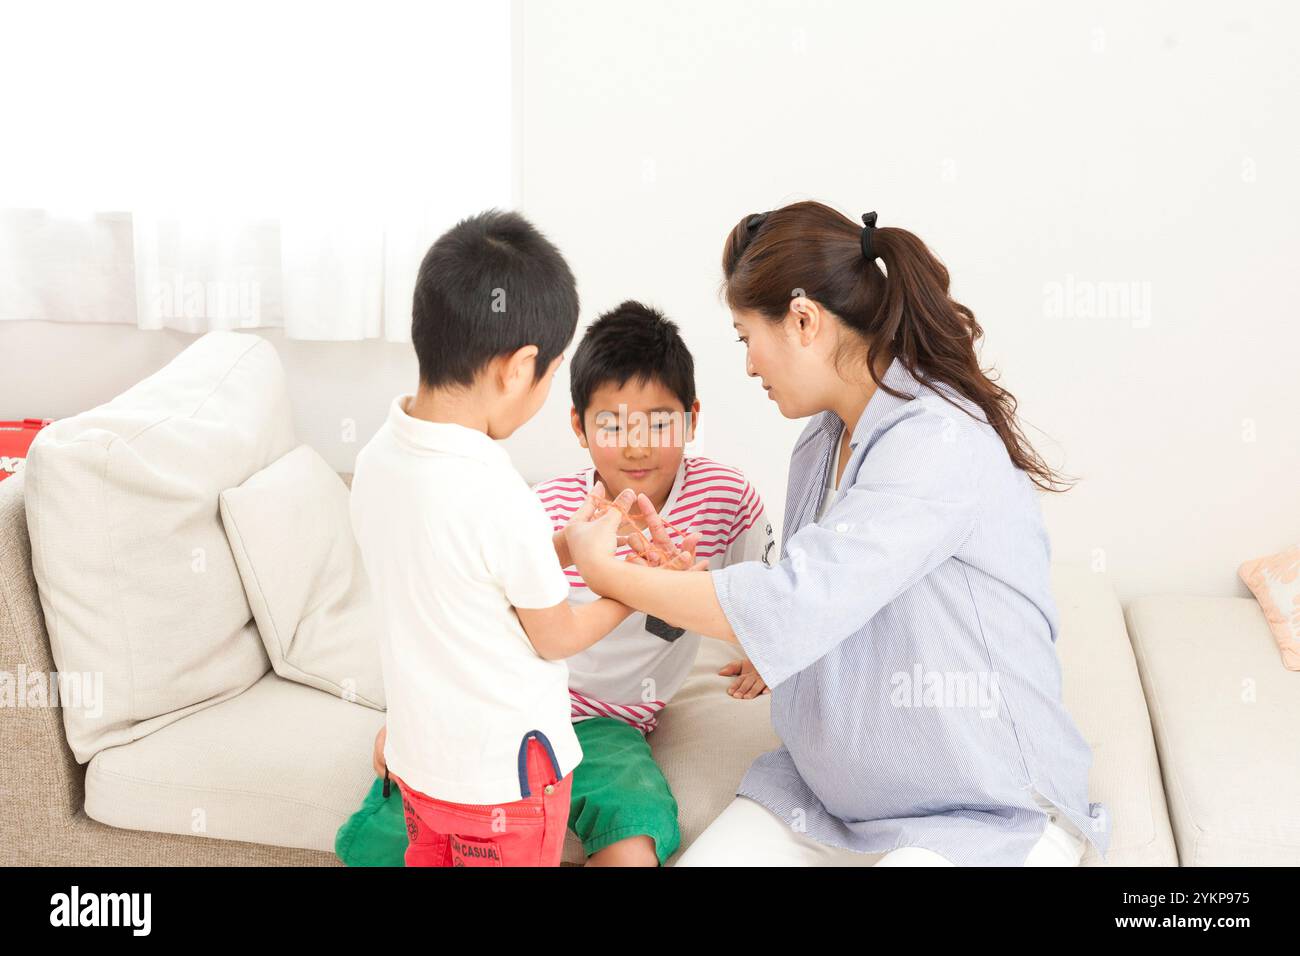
left=571, top=377, right=700, bottom=508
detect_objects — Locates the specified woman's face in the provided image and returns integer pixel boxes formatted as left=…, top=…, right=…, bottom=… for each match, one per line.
left=731, top=305, right=830, bottom=419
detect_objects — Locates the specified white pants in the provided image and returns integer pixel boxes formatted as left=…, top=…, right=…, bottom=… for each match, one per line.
left=675, top=794, right=1087, bottom=867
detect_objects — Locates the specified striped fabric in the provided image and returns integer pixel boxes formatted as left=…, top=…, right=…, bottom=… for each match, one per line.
left=535, top=456, right=770, bottom=733
left=568, top=688, right=663, bottom=734
left=708, top=357, right=1112, bottom=866
left=534, top=456, right=766, bottom=578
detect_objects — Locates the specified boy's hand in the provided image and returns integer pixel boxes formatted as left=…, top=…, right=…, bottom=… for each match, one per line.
left=718, top=658, right=770, bottom=698
left=632, top=492, right=706, bottom=571
left=610, top=503, right=654, bottom=550
left=372, top=724, right=387, bottom=777
left=565, top=481, right=628, bottom=567
left=590, top=486, right=656, bottom=553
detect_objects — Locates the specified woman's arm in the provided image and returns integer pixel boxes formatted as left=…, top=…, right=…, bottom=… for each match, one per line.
left=704, top=410, right=985, bottom=687
left=566, top=485, right=738, bottom=642
left=578, top=552, right=737, bottom=643
left=571, top=410, right=988, bottom=690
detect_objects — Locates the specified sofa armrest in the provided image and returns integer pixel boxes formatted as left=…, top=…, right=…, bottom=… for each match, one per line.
left=0, top=473, right=88, bottom=863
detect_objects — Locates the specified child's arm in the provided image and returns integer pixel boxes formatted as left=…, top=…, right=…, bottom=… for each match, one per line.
left=551, top=505, right=656, bottom=569
left=516, top=596, right=634, bottom=660
left=498, top=480, right=632, bottom=654
left=528, top=488, right=706, bottom=657
left=551, top=530, right=573, bottom=569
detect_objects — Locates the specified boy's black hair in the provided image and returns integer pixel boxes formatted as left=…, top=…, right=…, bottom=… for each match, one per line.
left=569, top=300, right=697, bottom=422
left=411, top=209, right=579, bottom=389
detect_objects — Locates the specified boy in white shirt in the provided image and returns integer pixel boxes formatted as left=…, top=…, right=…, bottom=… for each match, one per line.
left=349, top=210, right=639, bottom=867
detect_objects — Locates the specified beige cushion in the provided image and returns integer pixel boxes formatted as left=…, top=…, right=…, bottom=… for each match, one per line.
left=25, top=332, right=294, bottom=763
left=220, top=445, right=385, bottom=710
left=85, top=671, right=385, bottom=852
left=1053, top=565, right=1178, bottom=865
left=1127, top=594, right=1300, bottom=865
left=565, top=564, right=1174, bottom=866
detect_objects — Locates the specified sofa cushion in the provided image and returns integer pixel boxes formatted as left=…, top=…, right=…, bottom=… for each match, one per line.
left=220, top=444, right=385, bottom=710
left=1052, top=565, right=1178, bottom=865
left=1127, top=594, right=1300, bottom=865
left=25, top=331, right=295, bottom=763
left=85, top=670, right=385, bottom=852
left=650, top=636, right=781, bottom=865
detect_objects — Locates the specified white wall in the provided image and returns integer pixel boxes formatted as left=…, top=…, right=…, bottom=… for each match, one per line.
left=513, top=0, right=1300, bottom=605
left=2, top=0, right=1296, bottom=605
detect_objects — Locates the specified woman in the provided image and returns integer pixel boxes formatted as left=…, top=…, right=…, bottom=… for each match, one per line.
left=563, top=201, right=1110, bottom=866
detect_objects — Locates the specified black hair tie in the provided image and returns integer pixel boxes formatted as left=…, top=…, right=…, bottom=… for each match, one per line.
left=860, top=211, right=879, bottom=261
left=747, top=212, right=770, bottom=232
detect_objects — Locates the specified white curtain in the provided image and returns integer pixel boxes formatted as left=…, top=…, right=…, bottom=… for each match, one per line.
left=0, top=0, right=514, bottom=342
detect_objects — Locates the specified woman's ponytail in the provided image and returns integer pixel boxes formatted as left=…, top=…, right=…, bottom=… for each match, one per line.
left=721, top=200, right=1072, bottom=493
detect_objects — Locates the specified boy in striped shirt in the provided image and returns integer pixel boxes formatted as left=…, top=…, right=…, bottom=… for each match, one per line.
left=534, top=300, right=775, bottom=866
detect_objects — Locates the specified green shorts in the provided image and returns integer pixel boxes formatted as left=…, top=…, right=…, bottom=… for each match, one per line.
left=568, top=717, right=681, bottom=866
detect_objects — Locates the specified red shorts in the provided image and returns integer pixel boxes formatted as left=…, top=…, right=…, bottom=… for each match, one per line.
left=393, top=730, right=572, bottom=867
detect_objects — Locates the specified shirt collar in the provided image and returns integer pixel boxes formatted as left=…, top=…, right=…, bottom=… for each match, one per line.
left=816, top=355, right=922, bottom=449
left=386, top=394, right=513, bottom=468
left=584, top=455, right=689, bottom=511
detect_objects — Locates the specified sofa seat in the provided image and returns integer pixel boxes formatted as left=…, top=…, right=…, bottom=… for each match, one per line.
left=1126, top=594, right=1300, bottom=866
left=85, top=670, right=384, bottom=853
left=80, top=564, right=1176, bottom=866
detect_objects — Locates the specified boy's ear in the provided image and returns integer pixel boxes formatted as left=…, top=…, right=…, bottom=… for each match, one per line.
left=570, top=407, right=589, bottom=448
left=497, top=345, right=540, bottom=394
left=685, top=399, right=701, bottom=445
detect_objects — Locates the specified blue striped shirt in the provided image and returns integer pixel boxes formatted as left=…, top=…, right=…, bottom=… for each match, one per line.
left=710, top=357, right=1110, bottom=865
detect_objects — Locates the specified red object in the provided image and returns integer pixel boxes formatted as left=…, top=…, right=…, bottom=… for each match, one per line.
left=394, top=734, right=572, bottom=867
left=0, top=419, right=53, bottom=482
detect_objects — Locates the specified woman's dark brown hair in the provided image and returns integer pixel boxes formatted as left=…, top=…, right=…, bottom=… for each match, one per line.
left=721, top=200, right=1071, bottom=493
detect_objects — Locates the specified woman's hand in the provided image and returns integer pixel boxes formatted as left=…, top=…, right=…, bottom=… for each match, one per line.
left=718, top=658, right=770, bottom=698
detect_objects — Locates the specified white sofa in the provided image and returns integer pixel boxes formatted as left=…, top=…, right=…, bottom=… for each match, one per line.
left=5, top=330, right=1293, bottom=866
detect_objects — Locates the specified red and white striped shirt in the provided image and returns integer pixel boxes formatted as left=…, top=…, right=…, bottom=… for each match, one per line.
left=533, top=456, right=773, bottom=734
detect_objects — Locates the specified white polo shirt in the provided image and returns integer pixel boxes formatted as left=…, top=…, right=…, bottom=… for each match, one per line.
left=349, top=395, right=579, bottom=804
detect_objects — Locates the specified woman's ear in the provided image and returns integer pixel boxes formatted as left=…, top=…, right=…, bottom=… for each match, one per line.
left=789, top=295, right=823, bottom=347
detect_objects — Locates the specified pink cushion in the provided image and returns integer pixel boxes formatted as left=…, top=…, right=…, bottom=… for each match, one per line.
left=1239, top=546, right=1300, bottom=670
